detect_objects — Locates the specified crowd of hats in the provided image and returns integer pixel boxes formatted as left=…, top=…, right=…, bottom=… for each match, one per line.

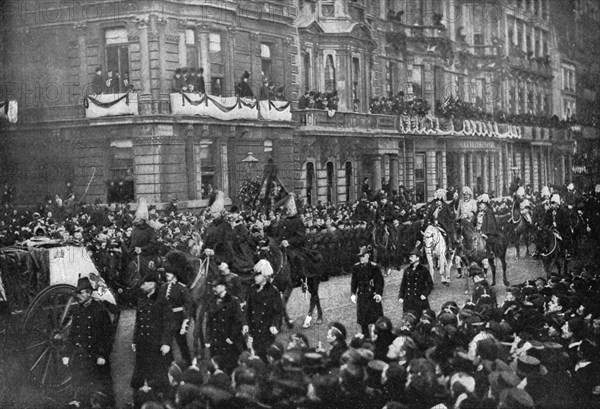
left=130, top=264, right=600, bottom=409
left=298, top=89, right=339, bottom=111
left=369, top=93, right=432, bottom=117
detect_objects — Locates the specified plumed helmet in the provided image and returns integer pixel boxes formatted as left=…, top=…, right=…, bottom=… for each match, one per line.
left=275, top=193, right=297, bottom=216
left=540, top=186, right=551, bottom=198
left=209, top=190, right=226, bottom=217
left=595, top=184, right=600, bottom=194
left=135, top=197, right=149, bottom=220
left=434, top=189, right=447, bottom=200
left=253, top=259, right=273, bottom=277
left=550, top=194, right=561, bottom=205
left=516, top=186, right=525, bottom=196
left=462, top=186, right=473, bottom=196
left=477, top=193, right=490, bottom=203
left=567, top=183, right=574, bottom=191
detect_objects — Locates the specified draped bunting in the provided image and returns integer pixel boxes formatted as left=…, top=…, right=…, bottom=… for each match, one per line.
left=0, top=100, right=18, bottom=123
left=397, top=115, right=522, bottom=139
left=170, top=92, right=291, bottom=121
left=84, top=93, right=138, bottom=118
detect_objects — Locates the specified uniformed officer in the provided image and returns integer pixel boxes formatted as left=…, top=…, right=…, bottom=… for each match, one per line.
left=131, top=271, right=174, bottom=393
left=542, top=194, right=572, bottom=258
left=398, top=247, right=433, bottom=316
left=242, top=259, right=282, bottom=360
left=158, top=267, right=192, bottom=365
left=474, top=193, right=500, bottom=259
left=205, top=275, right=244, bottom=374
left=514, top=186, right=534, bottom=225
left=218, top=262, right=244, bottom=304
left=425, top=188, right=457, bottom=250
left=350, top=246, right=384, bottom=338
left=62, top=277, right=113, bottom=407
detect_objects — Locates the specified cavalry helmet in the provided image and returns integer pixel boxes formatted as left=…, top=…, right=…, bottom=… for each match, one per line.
left=567, top=183, right=574, bottom=191
left=516, top=186, right=525, bottom=197
left=434, top=189, right=447, bottom=200
left=550, top=194, right=561, bottom=205
left=462, top=186, right=473, bottom=196
left=540, top=186, right=551, bottom=198
left=477, top=193, right=490, bottom=204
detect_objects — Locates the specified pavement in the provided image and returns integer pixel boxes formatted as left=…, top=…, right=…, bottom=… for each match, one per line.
left=110, top=248, right=546, bottom=408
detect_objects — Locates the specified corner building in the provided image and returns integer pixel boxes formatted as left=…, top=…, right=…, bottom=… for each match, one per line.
left=0, top=0, right=597, bottom=207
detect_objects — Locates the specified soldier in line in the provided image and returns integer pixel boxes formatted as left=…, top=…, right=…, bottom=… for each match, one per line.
left=242, top=259, right=282, bottom=360
left=350, top=245, right=384, bottom=339
left=158, top=267, right=192, bottom=366
left=63, top=277, right=114, bottom=408
left=131, top=271, right=174, bottom=394
left=205, top=275, right=244, bottom=374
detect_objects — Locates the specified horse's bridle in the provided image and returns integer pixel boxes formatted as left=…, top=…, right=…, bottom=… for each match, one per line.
left=423, top=227, right=440, bottom=249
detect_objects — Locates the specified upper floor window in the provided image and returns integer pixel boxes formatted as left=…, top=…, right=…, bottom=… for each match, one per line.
left=104, top=28, right=129, bottom=93
left=185, top=29, right=198, bottom=68
left=261, top=43, right=272, bottom=80
left=324, top=54, right=336, bottom=93
left=210, top=33, right=223, bottom=94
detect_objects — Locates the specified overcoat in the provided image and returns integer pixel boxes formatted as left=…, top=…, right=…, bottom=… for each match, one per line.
left=398, top=262, right=433, bottom=314
left=350, top=261, right=384, bottom=326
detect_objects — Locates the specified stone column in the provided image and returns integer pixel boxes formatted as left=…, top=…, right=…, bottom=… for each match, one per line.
left=225, top=28, right=236, bottom=97
left=459, top=152, right=466, bottom=188
left=490, top=152, right=497, bottom=197
left=177, top=21, right=187, bottom=68
left=198, top=25, right=210, bottom=93
left=75, top=24, right=88, bottom=97
left=447, top=0, right=456, bottom=41
left=157, top=17, right=168, bottom=113
left=137, top=18, right=151, bottom=94
left=482, top=152, right=489, bottom=193
left=467, top=152, right=474, bottom=189
left=390, top=155, right=400, bottom=193
left=372, top=156, right=382, bottom=192
left=282, top=38, right=292, bottom=100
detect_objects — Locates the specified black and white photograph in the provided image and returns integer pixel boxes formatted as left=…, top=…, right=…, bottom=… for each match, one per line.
left=1, top=0, right=600, bottom=408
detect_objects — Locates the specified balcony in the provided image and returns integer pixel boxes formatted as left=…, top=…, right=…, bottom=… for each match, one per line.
left=508, top=55, right=552, bottom=77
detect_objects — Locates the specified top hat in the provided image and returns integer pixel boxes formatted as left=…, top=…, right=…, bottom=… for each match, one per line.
left=75, top=277, right=93, bottom=293
left=242, top=70, right=251, bottom=79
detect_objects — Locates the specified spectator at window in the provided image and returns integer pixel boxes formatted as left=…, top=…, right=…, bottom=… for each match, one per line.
left=298, top=90, right=310, bottom=109
left=92, top=66, right=104, bottom=95
left=171, top=69, right=185, bottom=93
left=121, top=72, right=135, bottom=92
left=104, top=69, right=118, bottom=94
left=196, top=68, right=206, bottom=94
left=186, top=68, right=198, bottom=92
left=212, top=78, right=222, bottom=97
left=259, top=77, right=270, bottom=100
left=236, top=71, right=254, bottom=99
left=275, top=86, right=286, bottom=101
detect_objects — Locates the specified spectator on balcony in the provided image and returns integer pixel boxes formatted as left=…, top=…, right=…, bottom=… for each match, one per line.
left=181, top=68, right=189, bottom=91
left=104, top=70, right=118, bottom=94
left=212, top=78, right=222, bottom=97
left=298, top=90, right=310, bottom=109
left=259, top=77, right=270, bottom=100
left=196, top=68, right=205, bottom=95
left=275, top=86, right=286, bottom=102
left=121, top=72, right=135, bottom=93
left=353, top=99, right=360, bottom=112
left=92, top=66, right=104, bottom=95
left=171, top=69, right=185, bottom=93
left=186, top=68, right=198, bottom=92
left=236, top=71, right=254, bottom=99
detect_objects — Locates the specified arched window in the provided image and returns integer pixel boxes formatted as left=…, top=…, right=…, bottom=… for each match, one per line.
left=306, top=162, right=315, bottom=206
left=345, top=161, right=353, bottom=202
left=326, top=161, right=335, bottom=204
left=261, top=43, right=272, bottom=79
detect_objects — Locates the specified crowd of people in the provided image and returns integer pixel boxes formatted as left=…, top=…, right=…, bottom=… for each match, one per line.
left=92, top=66, right=136, bottom=95
left=298, top=90, right=340, bottom=111
left=2, top=180, right=600, bottom=409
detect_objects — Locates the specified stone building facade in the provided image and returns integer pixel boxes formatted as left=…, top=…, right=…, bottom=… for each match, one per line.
left=0, top=0, right=596, bottom=207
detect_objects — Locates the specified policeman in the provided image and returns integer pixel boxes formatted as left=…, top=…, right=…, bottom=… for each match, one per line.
left=350, top=246, right=384, bottom=339
left=131, top=271, right=174, bottom=393
left=158, top=267, right=192, bottom=365
left=205, top=275, right=244, bottom=374
left=242, top=259, right=282, bottom=360
left=63, top=277, right=113, bottom=407
left=398, top=247, right=433, bottom=316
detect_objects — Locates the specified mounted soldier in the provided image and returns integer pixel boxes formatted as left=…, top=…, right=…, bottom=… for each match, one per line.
left=513, top=186, right=534, bottom=225
left=541, top=194, right=572, bottom=259
left=474, top=193, right=499, bottom=258
left=425, top=188, right=456, bottom=251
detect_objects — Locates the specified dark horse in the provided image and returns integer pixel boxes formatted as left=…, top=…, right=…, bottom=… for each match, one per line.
left=457, top=220, right=509, bottom=287
left=534, top=227, right=569, bottom=277
left=506, top=203, right=536, bottom=259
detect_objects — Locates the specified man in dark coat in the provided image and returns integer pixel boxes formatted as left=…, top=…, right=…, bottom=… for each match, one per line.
left=236, top=71, right=254, bottom=98
left=171, top=68, right=185, bottom=92
left=92, top=66, right=104, bottom=94
left=63, top=277, right=114, bottom=407
left=542, top=194, right=573, bottom=258
left=474, top=193, right=499, bottom=257
left=131, top=272, right=174, bottom=393
left=398, top=248, right=433, bottom=315
left=351, top=246, right=384, bottom=338
left=123, top=200, right=157, bottom=261
left=196, top=67, right=206, bottom=94
left=206, top=276, right=244, bottom=373
left=158, top=267, right=192, bottom=365
left=242, top=259, right=282, bottom=360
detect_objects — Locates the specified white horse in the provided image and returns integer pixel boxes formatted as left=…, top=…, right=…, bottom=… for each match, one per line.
left=422, top=224, right=452, bottom=285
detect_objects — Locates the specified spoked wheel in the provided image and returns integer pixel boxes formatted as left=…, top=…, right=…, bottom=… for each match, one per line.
left=21, top=284, right=76, bottom=391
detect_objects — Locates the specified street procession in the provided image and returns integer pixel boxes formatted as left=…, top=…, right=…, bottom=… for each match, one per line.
left=1, top=1, right=600, bottom=409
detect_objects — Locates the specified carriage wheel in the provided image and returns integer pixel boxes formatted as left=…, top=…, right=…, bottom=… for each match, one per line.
left=21, top=284, right=76, bottom=390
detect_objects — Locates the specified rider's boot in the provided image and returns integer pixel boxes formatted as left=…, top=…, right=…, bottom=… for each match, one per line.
left=302, top=315, right=312, bottom=328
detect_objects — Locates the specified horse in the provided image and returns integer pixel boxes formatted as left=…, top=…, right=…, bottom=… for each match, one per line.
left=371, top=220, right=393, bottom=275
left=422, top=224, right=451, bottom=285
left=507, top=203, right=536, bottom=259
left=457, top=220, right=509, bottom=287
left=534, top=227, right=569, bottom=277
